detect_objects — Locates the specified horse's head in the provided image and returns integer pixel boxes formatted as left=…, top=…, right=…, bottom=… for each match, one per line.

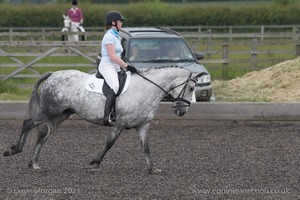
left=63, top=14, right=71, bottom=30
left=171, top=72, right=208, bottom=117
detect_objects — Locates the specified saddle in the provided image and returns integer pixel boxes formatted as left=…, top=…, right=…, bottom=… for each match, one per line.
left=85, top=70, right=131, bottom=96
left=95, top=70, right=127, bottom=97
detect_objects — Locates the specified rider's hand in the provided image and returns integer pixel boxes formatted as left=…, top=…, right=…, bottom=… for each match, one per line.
left=126, top=64, right=139, bottom=73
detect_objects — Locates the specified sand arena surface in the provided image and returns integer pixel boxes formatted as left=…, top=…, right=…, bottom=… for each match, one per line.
left=1, top=120, right=300, bottom=199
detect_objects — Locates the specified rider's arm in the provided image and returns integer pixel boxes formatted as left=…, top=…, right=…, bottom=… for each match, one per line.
left=79, top=9, right=84, bottom=24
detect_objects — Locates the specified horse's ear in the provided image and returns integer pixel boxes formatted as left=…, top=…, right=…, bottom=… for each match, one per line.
left=195, top=72, right=208, bottom=79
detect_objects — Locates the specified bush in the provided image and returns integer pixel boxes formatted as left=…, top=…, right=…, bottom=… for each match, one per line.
left=0, top=2, right=300, bottom=27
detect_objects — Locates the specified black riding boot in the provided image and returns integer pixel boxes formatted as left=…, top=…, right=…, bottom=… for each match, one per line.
left=102, top=89, right=116, bottom=126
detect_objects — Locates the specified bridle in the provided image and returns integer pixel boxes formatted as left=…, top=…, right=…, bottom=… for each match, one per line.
left=136, top=72, right=196, bottom=108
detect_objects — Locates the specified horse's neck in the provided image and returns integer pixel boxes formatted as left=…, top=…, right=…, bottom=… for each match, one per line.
left=145, top=68, right=184, bottom=90
left=63, top=18, right=71, bottom=30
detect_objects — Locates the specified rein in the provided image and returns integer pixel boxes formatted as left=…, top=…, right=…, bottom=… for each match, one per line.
left=136, top=71, right=195, bottom=106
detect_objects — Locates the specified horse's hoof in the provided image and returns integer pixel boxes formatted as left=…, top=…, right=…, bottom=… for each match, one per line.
left=89, top=160, right=95, bottom=165
left=3, top=147, right=12, bottom=157
left=88, top=162, right=100, bottom=172
left=32, top=164, right=41, bottom=170
left=89, top=160, right=100, bottom=169
left=90, top=167, right=100, bottom=172
left=149, top=168, right=163, bottom=175
left=3, top=145, right=16, bottom=157
left=28, top=162, right=41, bottom=170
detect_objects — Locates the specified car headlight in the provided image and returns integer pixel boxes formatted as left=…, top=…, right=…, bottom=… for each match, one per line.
left=197, top=74, right=211, bottom=84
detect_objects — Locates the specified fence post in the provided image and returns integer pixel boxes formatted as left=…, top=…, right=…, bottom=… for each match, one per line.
left=293, top=26, right=298, bottom=41
left=198, top=25, right=201, bottom=41
left=251, top=38, right=258, bottom=70
left=208, top=29, right=212, bottom=42
left=222, top=44, right=229, bottom=79
left=260, top=25, right=264, bottom=41
left=9, top=28, right=13, bottom=42
left=296, top=44, right=300, bottom=56
left=42, top=28, right=45, bottom=41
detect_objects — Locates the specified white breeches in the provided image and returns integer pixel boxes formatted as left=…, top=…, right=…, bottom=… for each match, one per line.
left=98, top=62, right=121, bottom=94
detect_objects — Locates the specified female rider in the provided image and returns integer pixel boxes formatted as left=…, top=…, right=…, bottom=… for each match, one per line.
left=99, top=11, right=138, bottom=126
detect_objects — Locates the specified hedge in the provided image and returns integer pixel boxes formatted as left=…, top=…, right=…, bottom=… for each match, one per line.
left=0, top=2, right=300, bottom=27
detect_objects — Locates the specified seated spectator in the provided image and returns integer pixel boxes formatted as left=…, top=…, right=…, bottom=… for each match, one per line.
left=129, top=45, right=140, bottom=61
left=164, top=48, right=180, bottom=60
left=159, top=44, right=180, bottom=60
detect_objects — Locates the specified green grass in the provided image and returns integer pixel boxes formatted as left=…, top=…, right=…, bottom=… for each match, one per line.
left=0, top=81, right=31, bottom=100
left=193, top=39, right=297, bottom=80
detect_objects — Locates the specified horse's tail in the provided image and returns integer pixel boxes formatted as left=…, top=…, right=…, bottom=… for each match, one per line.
left=26, top=72, right=53, bottom=144
left=26, top=72, right=53, bottom=119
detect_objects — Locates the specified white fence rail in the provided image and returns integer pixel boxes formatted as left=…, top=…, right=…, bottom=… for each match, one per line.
left=1, top=25, right=300, bottom=41
left=1, top=25, right=300, bottom=83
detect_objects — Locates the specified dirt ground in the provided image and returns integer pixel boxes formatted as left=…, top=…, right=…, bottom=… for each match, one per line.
left=1, top=119, right=300, bottom=200
left=213, top=57, right=300, bottom=102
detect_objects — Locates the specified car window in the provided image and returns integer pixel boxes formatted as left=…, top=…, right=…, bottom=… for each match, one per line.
left=128, top=38, right=194, bottom=62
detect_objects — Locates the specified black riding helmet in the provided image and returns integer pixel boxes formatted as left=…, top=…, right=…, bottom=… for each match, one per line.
left=72, top=0, right=77, bottom=5
left=105, top=11, right=125, bottom=25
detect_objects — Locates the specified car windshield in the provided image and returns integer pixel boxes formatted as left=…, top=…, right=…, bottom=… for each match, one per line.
left=127, top=38, right=195, bottom=63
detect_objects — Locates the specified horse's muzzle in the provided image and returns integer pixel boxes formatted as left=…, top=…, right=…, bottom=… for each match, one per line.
left=175, top=109, right=186, bottom=117
left=173, top=100, right=190, bottom=117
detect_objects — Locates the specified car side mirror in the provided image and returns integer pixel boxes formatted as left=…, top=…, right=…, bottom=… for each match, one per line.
left=194, top=53, right=204, bottom=60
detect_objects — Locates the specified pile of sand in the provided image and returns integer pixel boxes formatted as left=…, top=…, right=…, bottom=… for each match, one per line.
left=212, top=57, right=300, bottom=102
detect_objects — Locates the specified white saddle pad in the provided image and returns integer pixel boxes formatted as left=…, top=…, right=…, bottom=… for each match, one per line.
left=85, top=72, right=131, bottom=95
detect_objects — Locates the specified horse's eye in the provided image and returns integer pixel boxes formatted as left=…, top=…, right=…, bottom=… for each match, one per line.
left=190, top=86, right=195, bottom=91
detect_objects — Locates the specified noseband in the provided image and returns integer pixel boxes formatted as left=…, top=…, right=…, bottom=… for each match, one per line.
left=170, top=72, right=196, bottom=108
left=136, top=72, right=196, bottom=108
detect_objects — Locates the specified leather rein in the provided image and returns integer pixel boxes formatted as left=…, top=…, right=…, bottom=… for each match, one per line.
left=136, top=71, right=196, bottom=107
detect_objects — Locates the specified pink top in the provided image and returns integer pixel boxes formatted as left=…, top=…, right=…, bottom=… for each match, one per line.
left=67, top=7, right=83, bottom=23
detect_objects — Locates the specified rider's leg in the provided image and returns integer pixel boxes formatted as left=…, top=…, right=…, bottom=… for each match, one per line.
left=99, top=64, right=119, bottom=126
left=103, top=89, right=116, bottom=126
left=110, top=99, right=116, bottom=122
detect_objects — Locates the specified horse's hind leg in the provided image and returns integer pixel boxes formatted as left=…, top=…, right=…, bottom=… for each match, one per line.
left=137, top=122, right=161, bottom=174
left=89, top=125, right=124, bottom=169
left=3, top=114, right=47, bottom=157
left=28, top=110, right=72, bottom=170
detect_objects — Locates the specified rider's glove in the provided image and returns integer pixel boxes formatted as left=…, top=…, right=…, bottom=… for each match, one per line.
left=126, top=64, right=139, bottom=73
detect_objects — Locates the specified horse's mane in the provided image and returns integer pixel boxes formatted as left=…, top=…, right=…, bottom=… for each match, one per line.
left=139, top=66, right=190, bottom=78
left=155, top=66, right=183, bottom=70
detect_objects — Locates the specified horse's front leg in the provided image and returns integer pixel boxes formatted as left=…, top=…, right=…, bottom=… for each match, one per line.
left=89, top=125, right=124, bottom=169
left=137, top=122, right=162, bottom=174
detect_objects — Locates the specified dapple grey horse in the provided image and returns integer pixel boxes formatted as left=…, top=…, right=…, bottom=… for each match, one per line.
left=3, top=67, right=206, bottom=173
left=62, top=14, right=85, bottom=41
